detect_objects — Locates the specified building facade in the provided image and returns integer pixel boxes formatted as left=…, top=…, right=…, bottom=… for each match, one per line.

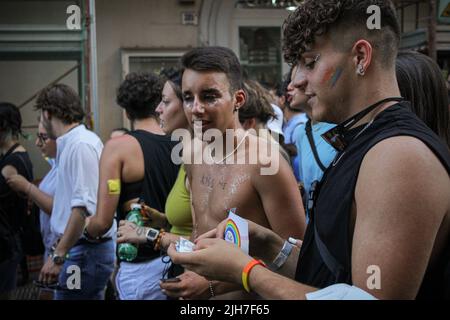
left=1, top=0, right=449, bottom=178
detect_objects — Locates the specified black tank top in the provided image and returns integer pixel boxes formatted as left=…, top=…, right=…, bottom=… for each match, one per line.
left=0, top=148, right=33, bottom=234
left=117, top=130, right=179, bottom=261
left=295, top=102, right=450, bottom=299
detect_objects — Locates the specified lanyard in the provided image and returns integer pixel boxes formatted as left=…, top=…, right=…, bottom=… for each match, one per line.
left=321, top=97, right=403, bottom=152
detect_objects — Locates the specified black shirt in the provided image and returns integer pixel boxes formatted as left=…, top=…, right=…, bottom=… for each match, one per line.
left=295, top=102, right=450, bottom=299
left=117, top=130, right=179, bottom=261
left=0, top=150, right=33, bottom=234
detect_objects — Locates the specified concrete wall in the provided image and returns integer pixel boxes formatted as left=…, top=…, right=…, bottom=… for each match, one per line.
left=0, top=0, right=73, bottom=25
left=0, top=61, right=78, bottom=179
left=401, top=2, right=430, bottom=33
left=95, top=0, right=200, bottom=140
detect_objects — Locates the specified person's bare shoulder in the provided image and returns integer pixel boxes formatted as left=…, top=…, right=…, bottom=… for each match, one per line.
left=102, top=134, right=141, bottom=161
left=247, top=134, right=290, bottom=176
left=357, top=135, right=450, bottom=220
left=360, top=135, right=449, bottom=184
left=1, top=165, right=18, bottom=180
left=353, top=136, right=449, bottom=298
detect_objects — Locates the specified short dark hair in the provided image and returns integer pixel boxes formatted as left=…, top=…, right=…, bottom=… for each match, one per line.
left=34, top=84, right=85, bottom=124
left=396, top=51, right=450, bottom=147
left=0, top=102, right=22, bottom=138
left=111, top=127, right=130, bottom=134
left=240, top=80, right=275, bottom=125
left=181, top=46, right=243, bottom=92
left=116, top=72, right=163, bottom=121
left=160, top=67, right=183, bottom=101
left=283, top=0, right=400, bottom=67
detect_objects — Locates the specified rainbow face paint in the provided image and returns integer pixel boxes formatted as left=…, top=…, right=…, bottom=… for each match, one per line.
left=329, top=67, right=343, bottom=88
left=322, top=67, right=343, bottom=88
left=322, top=68, right=335, bottom=85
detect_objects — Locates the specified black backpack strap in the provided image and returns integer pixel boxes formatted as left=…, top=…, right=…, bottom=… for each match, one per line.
left=305, top=120, right=327, bottom=172
left=309, top=178, right=347, bottom=282
left=313, top=219, right=346, bottom=281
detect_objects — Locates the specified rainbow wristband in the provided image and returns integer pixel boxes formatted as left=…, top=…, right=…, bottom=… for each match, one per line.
left=242, top=259, right=266, bottom=293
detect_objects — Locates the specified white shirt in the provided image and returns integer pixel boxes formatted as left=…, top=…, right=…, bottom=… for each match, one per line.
left=267, top=104, right=284, bottom=137
left=39, top=158, right=57, bottom=251
left=50, top=124, right=115, bottom=238
left=305, top=284, right=377, bottom=300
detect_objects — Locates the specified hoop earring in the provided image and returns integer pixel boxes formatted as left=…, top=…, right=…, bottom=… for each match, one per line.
left=357, top=64, right=365, bottom=76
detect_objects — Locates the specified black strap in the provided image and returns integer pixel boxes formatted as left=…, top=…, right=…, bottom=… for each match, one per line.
left=305, top=120, right=327, bottom=172
left=313, top=220, right=346, bottom=282
left=321, top=97, right=404, bottom=152
left=308, top=178, right=347, bottom=282
left=0, top=143, right=20, bottom=162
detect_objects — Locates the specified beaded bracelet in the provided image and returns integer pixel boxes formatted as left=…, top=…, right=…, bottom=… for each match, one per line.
left=153, top=228, right=166, bottom=251
left=209, top=281, right=215, bottom=298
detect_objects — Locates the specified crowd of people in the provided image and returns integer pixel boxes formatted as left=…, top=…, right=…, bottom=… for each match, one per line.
left=1, top=0, right=449, bottom=300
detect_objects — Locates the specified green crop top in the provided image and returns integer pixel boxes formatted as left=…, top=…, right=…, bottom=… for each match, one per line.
left=165, top=165, right=192, bottom=237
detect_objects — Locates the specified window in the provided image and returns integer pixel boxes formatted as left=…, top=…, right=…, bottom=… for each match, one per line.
left=239, top=26, right=282, bottom=88
left=121, top=50, right=185, bottom=128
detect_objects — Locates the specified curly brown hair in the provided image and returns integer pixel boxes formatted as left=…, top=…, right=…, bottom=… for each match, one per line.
left=283, top=0, right=400, bottom=66
left=34, top=84, right=85, bottom=124
left=116, top=72, right=163, bottom=121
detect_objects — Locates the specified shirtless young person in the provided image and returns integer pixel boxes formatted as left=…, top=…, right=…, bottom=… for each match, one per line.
left=161, top=47, right=306, bottom=299
left=168, top=1, right=450, bottom=300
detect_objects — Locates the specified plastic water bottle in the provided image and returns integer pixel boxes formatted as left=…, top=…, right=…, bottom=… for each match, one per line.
left=118, top=203, right=144, bottom=262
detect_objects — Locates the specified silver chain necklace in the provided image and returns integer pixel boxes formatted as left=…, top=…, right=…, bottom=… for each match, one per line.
left=209, top=131, right=249, bottom=165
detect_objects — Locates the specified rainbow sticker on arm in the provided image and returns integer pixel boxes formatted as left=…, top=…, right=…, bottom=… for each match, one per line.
left=225, top=218, right=241, bottom=248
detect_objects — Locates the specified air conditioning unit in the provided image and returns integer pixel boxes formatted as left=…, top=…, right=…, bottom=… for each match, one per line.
left=181, top=12, right=198, bottom=25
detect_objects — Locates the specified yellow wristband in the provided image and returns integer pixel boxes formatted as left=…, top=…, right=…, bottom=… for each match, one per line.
left=241, top=259, right=266, bottom=293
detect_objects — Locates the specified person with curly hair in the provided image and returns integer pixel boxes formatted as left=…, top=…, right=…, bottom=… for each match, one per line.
left=168, top=0, right=450, bottom=300
left=34, top=84, right=115, bottom=300
left=0, top=102, right=33, bottom=299
left=85, top=72, right=179, bottom=300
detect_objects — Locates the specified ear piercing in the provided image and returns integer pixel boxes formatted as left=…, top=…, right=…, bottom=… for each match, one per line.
left=357, top=64, right=365, bottom=76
